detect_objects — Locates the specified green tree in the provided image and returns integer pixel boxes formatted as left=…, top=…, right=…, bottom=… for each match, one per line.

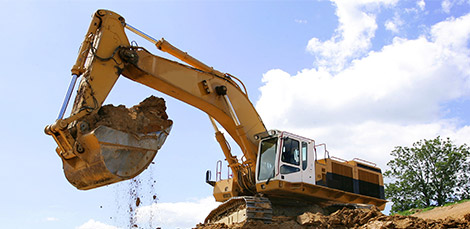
left=384, top=136, right=470, bottom=213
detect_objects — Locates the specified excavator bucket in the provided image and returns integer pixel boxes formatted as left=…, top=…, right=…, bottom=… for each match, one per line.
left=60, top=125, right=171, bottom=190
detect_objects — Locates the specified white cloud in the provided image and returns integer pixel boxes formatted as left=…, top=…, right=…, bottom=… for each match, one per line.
left=76, top=219, right=119, bottom=229
left=431, top=14, right=470, bottom=51
left=134, top=196, right=219, bottom=229
left=257, top=7, right=470, bottom=171
left=259, top=32, right=470, bottom=126
left=418, top=0, right=426, bottom=11
left=295, top=19, right=308, bottom=24
left=45, top=217, right=59, bottom=222
left=287, top=120, right=470, bottom=169
left=307, top=0, right=397, bottom=72
left=442, top=0, right=452, bottom=13
left=385, top=13, right=403, bottom=34
left=74, top=196, right=219, bottom=229
left=385, top=20, right=399, bottom=33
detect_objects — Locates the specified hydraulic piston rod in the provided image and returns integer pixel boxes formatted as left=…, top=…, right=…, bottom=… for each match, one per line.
left=125, top=23, right=225, bottom=77
left=57, top=74, right=78, bottom=120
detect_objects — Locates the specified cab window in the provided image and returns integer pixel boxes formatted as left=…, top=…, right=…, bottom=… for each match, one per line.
left=281, top=137, right=300, bottom=166
left=258, top=137, right=278, bottom=181
left=301, top=142, right=307, bottom=170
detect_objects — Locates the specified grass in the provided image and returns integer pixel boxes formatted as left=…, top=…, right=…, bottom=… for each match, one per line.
left=396, top=206, right=435, bottom=216
left=442, top=199, right=470, bottom=207
left=394, top=199, right=470, bottom=216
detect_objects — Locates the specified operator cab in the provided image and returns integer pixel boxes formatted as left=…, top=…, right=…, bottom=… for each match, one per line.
left=255, top=130, right=385, bottom=201
left=255, top=130, right=316, bottom=185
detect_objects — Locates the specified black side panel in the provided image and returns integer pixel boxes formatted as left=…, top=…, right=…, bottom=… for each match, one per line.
left=358, top=180, right=385, bottom=199
left=316, top=179, right=326, bottom=186
left=317, top=173, right=386, bottom=200
left=380, top=185, right=385, bottom=199
left=326, top=173, right=354, bottom=193
left=353, top=179, right=359, bottom=194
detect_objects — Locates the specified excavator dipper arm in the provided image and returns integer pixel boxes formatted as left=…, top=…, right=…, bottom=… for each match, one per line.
left=45, top=9, right=266, bottom=192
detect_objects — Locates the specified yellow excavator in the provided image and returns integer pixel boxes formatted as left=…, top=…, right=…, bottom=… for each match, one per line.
left=45, top=10, right=386, bottom=224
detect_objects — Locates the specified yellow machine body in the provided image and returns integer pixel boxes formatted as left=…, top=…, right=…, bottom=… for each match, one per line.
left=45, top=9, right=386, bottom=222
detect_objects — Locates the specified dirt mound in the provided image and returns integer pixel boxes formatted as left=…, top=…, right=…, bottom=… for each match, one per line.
left=79, top=95, right=172, bottom=134
left=412, top=201, right=470, bottom=221
left=196, top=207, right=470, bottom=229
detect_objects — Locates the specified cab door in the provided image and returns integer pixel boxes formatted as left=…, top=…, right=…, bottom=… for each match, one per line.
left=279, top=137, right=302, bottom=182
left=300, top=141, right=315, bottom=184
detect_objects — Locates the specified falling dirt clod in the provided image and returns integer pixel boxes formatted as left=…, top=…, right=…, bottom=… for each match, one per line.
left=136, top=197, right=141, bottom=207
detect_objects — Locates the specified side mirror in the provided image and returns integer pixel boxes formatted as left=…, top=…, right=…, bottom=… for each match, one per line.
left=205, top=170, right=216, bottom=186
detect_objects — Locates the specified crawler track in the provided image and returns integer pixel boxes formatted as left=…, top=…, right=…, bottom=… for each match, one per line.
left=204, top=196, right=273, bottom=225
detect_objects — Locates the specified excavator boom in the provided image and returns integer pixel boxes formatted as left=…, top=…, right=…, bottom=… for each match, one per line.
left=45, top=9, right=266, bottom=192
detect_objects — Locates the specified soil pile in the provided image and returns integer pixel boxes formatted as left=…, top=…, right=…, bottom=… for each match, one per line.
left=79, top=95, right=172, bottom=134
left=412, top=201, right=470, bottom=221
left=196, top=206, right=470, bottom=229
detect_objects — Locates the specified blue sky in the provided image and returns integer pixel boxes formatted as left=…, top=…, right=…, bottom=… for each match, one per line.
left=1, top=0, right=470, bottom=228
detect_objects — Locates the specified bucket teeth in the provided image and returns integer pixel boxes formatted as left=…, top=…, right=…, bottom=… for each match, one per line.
left=61, top=125, right=171, bottom=190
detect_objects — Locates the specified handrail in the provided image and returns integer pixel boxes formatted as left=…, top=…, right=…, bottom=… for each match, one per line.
left=314, top=143, right=330, bottom=159
left=216, top=160, right=222, bottom=181
left=331, top=156, right=348, bottom=163
left=353, top=158, right=377, bottom=167
left=227, top=165, right=233, bottom=179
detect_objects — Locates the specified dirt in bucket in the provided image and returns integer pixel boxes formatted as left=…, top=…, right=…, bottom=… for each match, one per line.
left=78, top=95, right=173, bottom=135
